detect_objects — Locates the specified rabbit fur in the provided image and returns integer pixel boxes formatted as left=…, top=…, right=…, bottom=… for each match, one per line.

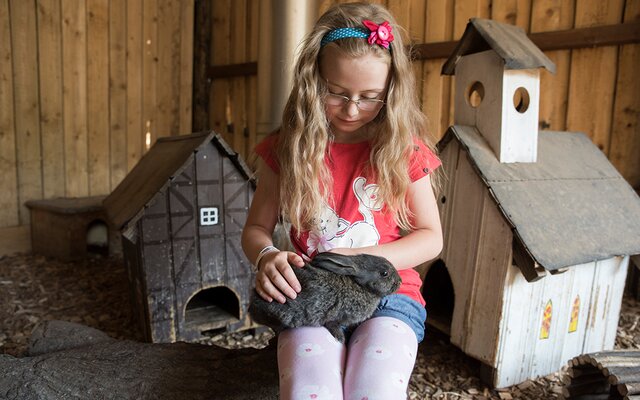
left=249, top=252, right=401, bottom=343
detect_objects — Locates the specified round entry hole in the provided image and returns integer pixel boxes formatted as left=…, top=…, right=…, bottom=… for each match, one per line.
left=466, top=81, right=484, bottom=108
left=513, top=87, right=530, bottom=113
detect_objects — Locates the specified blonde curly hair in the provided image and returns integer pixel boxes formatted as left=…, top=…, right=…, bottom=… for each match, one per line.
left=276, top=2, right=438, bottom=233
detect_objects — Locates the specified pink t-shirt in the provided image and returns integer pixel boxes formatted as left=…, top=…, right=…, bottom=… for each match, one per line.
left=255, top=134, right=441, bottom=306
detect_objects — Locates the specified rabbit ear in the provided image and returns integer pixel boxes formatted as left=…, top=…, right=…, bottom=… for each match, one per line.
left=311, top=252, right=359, bottom=276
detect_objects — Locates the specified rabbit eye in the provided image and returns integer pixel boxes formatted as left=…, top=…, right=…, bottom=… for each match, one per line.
left=381, top=271, right=389, bottom=277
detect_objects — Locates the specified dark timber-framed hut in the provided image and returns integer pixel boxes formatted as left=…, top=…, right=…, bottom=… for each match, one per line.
left=103, top=131, right=256, bottom=343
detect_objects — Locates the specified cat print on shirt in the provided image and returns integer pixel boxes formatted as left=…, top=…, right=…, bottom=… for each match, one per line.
left=307, top=177, right=382, bottom=253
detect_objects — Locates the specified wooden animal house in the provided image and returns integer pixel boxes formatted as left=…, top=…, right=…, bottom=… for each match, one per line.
left=427, top=18, right=640, bottom=388
left=103, top=131, right=257, bottom=344
left=25, top=196, right=120, bottom=261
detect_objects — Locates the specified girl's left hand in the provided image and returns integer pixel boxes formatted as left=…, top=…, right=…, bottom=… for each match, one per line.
left=255, top=250, right=304, bottom=303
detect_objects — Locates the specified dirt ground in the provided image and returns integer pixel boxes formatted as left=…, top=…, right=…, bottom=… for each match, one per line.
left=1, top=252, right=638, bottom=399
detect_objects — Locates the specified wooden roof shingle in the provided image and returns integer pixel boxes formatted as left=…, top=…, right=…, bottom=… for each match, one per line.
left=103, top=131, right=254, bottom=230
left=440, top=125, right=640, bottom=271
left=442, top=18, right=556, bottom=75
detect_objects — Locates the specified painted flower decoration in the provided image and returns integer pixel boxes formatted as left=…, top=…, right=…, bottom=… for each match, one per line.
left=306, top=230, right=335, bottom=253
left=362, top=20, right=394, bottom=49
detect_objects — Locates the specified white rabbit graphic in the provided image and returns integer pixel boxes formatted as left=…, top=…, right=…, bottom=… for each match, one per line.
left=307, top=177, right=381, bottom=253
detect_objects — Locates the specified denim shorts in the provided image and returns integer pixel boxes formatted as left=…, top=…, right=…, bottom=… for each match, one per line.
left=371, top=294, right=427, bottom=342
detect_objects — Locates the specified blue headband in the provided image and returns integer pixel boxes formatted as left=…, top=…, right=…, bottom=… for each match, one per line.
left=321, top=21, right=395, bottom=50
left=321, top=27, right=369, bottom=47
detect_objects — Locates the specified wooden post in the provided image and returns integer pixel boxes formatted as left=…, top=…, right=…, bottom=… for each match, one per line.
left=256, top=0, right=318, bottom=141
left=37, top=0, right=65, bottom=200
left=0, top=1, right=19, bottom=227
left=11, top=0, right=43, bottom=221
left=609, top=1, right=640, bottom=189
left=530, top=0, right=574, bottom=132
left=126, top=0, right=143, bottom=171
left=421, top=0, right=454, bottom=139
left=566, top=1, right=624, bottom=154
left=109, top=0, right=128, bottom=189
left=87, top=0, right=110, bottom=196
left=192, top=0, right=212, bottom=132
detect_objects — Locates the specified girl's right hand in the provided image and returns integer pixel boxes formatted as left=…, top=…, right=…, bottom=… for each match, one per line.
left=255, top=251, right=304, bottom=303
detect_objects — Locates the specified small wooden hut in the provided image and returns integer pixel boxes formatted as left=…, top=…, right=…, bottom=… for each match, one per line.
left=103, top=131, right=256, bottom=343
left=428, top=18, right=640, bottom=388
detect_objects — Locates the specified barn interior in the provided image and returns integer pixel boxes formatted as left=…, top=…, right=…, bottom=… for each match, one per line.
left=1, top=0, right=639, bottom=398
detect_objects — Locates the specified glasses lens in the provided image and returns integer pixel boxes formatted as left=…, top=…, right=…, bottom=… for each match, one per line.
left=358, top=99, right=382, bottom=111
left=325, top=93, right=384, bottom=111
left=326, top=93, right=346, bottom=107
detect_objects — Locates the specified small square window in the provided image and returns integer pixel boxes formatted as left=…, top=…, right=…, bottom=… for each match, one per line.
left=200, top=207, right=219, bottom=226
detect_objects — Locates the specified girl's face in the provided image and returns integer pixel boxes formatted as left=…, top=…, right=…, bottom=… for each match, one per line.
left=319, top=46, right=390, bottom=143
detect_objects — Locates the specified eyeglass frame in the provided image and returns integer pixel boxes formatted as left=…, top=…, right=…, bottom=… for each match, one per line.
left=322, top=79, right=386, bottom=112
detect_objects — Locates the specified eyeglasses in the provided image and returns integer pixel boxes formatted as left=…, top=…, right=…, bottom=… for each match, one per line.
left=324, top=92, right=386, bottom=112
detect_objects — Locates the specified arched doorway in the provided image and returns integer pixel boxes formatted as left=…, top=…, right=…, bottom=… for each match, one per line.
left=422, top=259, right=455, bottom=335
left=86, top=219, right=109, bottom=256
left=184, top=286, right=240, bottom=336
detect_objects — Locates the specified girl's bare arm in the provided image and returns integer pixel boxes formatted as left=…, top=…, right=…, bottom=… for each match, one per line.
left=241, top=160, right=304, bottom=303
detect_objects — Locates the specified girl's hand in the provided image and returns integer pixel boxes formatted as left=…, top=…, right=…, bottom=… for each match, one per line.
left=255, top=251, right=304, bottom=303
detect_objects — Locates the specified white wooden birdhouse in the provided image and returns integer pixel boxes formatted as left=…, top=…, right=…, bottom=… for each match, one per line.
left=428, top=18, right=640, bottom=388
left=441, top=19, right=555, bottom=163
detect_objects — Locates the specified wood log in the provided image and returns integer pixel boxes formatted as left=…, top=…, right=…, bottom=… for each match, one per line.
left=0, top=320, right=279, bottom=400
left=598, top=359, right=640, bottom=369
left=562, top=380, right=610, bottom=397
left=566, top=374, right=609, bottom=387
left=577, top=354, right=601, bottom=367
left=618, top=382, right=640, bottom=396
left=565, top=350, right=640, bottom=399
left=583, top=351, right=640, bottom=361
left=568, top=367, right=607, bottom=379
left=606, top=366, right=640, bottom=383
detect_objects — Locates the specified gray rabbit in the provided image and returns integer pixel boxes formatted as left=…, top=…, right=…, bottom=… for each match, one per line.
left=249, top=252, right=401, bottom=343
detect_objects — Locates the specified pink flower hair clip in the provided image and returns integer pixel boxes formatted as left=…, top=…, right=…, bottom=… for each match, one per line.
left=319, top=20, right=394, bottom=50
left=362, top=20, right=394, bottom=49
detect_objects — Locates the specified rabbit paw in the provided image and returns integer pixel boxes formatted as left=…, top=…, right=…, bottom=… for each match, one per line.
left=325, top=322, right=346, bottom=344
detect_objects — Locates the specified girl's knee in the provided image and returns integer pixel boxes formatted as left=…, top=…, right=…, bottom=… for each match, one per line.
left=343, top=317, right=418, bottom=399
left=277, top=327, right=346, bottom=400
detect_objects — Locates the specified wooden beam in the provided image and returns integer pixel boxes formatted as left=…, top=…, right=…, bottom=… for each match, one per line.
left=410, top=41, right=457, bottom=61
left=532, top=20, right=639, bottom=51
left=208, top=62, right=257, bottom=79
left=512, top=237, right=546, bottom=282
left=207, top=22, right=640, bottom=79
left=412, top=21, right=640, bottom=60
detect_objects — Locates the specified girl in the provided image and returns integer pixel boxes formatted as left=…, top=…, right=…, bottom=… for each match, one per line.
left=241, top=2, right=442, bottom=399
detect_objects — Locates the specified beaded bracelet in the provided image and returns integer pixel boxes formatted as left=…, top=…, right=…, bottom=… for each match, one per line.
left=254, top=245, right=279, bottom=271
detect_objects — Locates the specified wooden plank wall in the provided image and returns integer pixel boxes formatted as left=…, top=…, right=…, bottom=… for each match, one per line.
left=2, top=0, right=638, bottom=232
left=209, top=0, right=260, bottom=163
left=208, top=0, right=639, bottom=189
left=0, top=0, right=194, bottom=229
